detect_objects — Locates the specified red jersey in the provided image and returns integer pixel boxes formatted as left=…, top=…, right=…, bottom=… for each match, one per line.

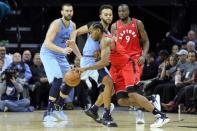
left=103, top=34, right=130, bottom=67
left=116, top=18, right=142, bottom=56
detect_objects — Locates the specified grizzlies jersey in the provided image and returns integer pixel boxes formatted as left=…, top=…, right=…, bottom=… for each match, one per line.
left=83, top=34, right=100, bottom=57
left=41, top=18, right=74, bottom=56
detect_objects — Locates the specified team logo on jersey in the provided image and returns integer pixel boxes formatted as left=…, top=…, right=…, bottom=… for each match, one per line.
left=118, top=29, right=136, bottom=43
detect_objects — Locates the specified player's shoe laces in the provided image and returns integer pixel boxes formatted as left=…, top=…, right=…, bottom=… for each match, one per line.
left=102, top=114, right=118, bottom=127
left=43, top=111, right=58, bottom=122
left=150, top=114, right=170, bottom=128
left=151, top=94, right=161, bottom=111
left=53, top=104, right=68, bottom=121
left=84, top=107, right=102, bottom=123
left=136, top=109, right=145, bottom=124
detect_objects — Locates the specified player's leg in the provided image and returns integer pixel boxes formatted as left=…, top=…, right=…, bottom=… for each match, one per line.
left=40, top=53, right=63, bottom=122
left=99, top=68, right=117, bottom=127
left=53, top=57, right=72, bottom=121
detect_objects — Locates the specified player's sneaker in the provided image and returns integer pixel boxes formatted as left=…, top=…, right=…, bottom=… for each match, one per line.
left=152, top=94, right=161, bottom=111
left=43, top=111, right=58, bottom=122
left=136, top=109, right=145, bottom=124
left=53, top=104, right=68, bottom=121
left=84, top=108, right=102, bottom=123
left=53, top=110, right=68, bottom=121
left=102, top=114, right=118, bottom=127
left=150, top=114, right=170, bottom=128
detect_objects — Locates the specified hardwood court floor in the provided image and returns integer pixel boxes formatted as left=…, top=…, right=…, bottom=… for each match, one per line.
left=0, top=109, right=197, bottom=131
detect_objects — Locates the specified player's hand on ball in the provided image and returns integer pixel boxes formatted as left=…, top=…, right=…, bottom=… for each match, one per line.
left=66, top=40, right=75, bottom=47
left=73, top=68, right=85, bottom=74
left=137, top=56, right=145, bottom=65
left=63, top=47, right=73, bottom=55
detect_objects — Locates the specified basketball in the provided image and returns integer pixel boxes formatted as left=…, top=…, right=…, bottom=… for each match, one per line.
left=64, top=70, right=81, bottom=87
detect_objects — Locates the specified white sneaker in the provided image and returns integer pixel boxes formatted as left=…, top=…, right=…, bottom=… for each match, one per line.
left=150, top=117, right=170, bottom=128
left=110, top=103, right=115, bottom=113
left=152, top=94, right=161, bottom=111
left=53, top=110, right=68, bottom=121
left=136, top=110, right=145, bottom=124
left=43, top=111, right=58, bottom=122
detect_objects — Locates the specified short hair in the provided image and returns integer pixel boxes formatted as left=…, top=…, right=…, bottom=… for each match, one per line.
left=91, top=22, right=104, bottom=32
left=99, top=4, right=113, bottom=14
left=62, top=3, right=73, bottom=10
left=118, top=4, right=129, bottom=9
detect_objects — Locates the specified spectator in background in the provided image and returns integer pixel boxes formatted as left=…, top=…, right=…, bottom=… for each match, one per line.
left=8, top=52, right=32, bottom=99
left=176, top=49, right=188, bottom=70
left=29, top=53, right=49, bottom=109
left=0, top=45, right=12, bottom=75
left=186, top=41, right=196, bottom=52
left=141, top=53, right=158, bottom=80
left=171, top=44, right=179, bottom=55
left=166, top=30, right=197, bottom=48
left=155, top=50, right=169, bottom=67
left=0, top=59, right=4, bottom=73
left=0, top=68, right=33, bottom=112
left=22, top=49, right=33, bottom=67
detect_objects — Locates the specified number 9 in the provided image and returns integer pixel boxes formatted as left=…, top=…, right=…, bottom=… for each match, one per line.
left=125, top=36, right=130, bottom=43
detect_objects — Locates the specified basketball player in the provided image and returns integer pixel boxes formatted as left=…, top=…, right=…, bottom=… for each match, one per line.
left=40, top=3, right=81, bottom=122
left=110, top=4, right=170, bottom=127
left=70, top=21, right=117, bottom=127
left=71, top=5, right=117, bottom=127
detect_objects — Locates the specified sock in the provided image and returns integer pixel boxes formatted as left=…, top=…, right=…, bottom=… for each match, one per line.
left=47, top=78, right=62, bottom=112
left=103, top=108, right=110, bottom=118
left=91, top=104, right=99, bottom=113
left=47, top=99, right=55, bottom=112
left=152, top=108, right=165, bottom=117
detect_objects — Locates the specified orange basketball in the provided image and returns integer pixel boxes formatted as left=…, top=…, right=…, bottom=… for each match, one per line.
left=64, top=70, right=81, bottom=87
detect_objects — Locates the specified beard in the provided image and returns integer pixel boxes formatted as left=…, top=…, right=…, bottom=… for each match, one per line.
left=64, top=16, right=72, bottom=21
left=102, top=18, right=112, bottom=25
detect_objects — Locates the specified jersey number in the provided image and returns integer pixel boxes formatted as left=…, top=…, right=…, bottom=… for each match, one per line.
left=125, top=35, right=130, bottom=43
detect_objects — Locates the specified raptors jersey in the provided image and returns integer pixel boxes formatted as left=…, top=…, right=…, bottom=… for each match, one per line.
left=116, top=18, right=142, bottom=56
left=104, top=34, right=130, bottom=67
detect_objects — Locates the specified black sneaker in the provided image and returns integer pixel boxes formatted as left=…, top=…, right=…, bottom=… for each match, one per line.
left=102, top=114, right=118, bottom=127
left=84, top=108, right=102, bottom=123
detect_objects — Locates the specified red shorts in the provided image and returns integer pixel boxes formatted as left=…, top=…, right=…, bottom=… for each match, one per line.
left=110, top=55, right=142, bottom=94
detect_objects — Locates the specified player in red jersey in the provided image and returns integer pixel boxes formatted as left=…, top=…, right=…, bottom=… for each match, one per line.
left=110, top=4, right=170, bottom=127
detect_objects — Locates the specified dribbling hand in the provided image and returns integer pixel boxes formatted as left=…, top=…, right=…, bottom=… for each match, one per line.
left=72, top=68, right=85, bottom=74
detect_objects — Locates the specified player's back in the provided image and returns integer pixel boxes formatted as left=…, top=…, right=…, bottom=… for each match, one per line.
left=41, top=18, right=74, bottom=56
left=116, top=18, right=142, bottom=56
left=83, top=35, right=100, bottom=58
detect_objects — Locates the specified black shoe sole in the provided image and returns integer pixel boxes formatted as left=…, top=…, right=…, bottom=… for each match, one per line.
left=84, top=110, right=102, bottom=123
left=102, top=121, right=118, bottom=127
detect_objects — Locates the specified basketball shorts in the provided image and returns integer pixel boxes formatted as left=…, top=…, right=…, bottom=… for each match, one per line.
left=40, top=51, right=70, bottom=83
left=110, top=55, right=143, bottom=99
